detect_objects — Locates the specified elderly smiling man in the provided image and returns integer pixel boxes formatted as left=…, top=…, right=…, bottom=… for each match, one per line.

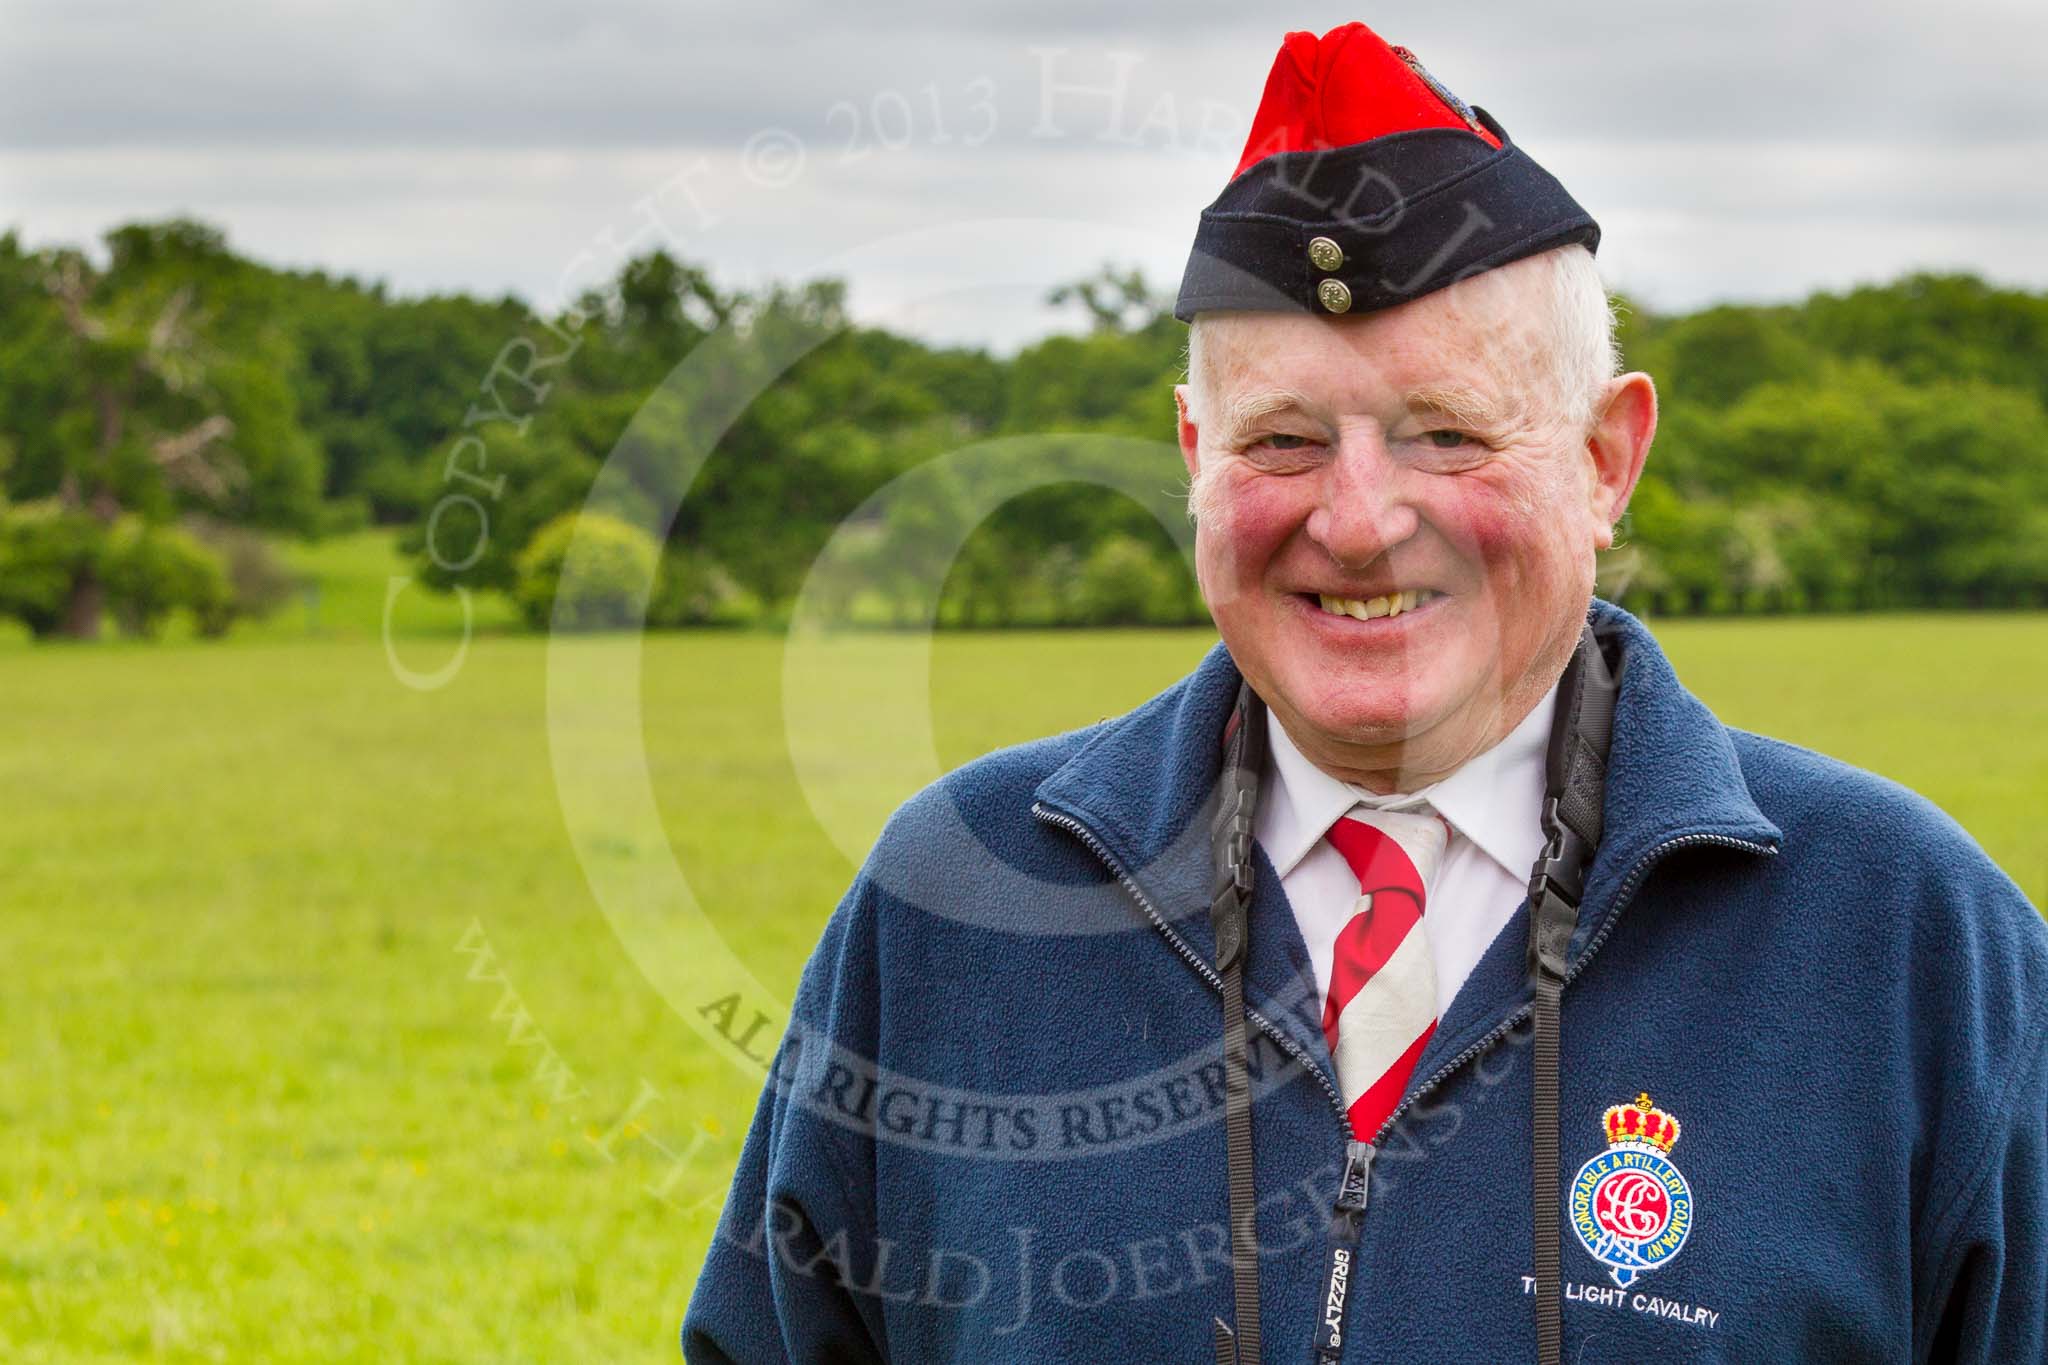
left=684, top=22, right=2047, bottom=1364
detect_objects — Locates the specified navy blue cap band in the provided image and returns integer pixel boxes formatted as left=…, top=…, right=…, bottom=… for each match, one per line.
left=1173, top=109, right=1599, bottom=323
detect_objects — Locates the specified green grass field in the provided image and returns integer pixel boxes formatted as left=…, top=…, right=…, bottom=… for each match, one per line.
left=2, top=533, right=2042, bottom=1360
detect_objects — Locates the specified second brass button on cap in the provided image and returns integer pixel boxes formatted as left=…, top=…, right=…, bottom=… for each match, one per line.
left=1316, top=279, right=1352, bottom=313
left=1307, top=236, right=1344, bottom=272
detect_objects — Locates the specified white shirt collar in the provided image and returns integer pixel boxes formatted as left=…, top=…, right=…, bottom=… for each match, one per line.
left=1256, top=680, right=1560, bottom=885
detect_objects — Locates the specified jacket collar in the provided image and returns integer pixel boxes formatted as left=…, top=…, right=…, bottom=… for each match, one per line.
left=1032, top=599, right=1784, bottom=1082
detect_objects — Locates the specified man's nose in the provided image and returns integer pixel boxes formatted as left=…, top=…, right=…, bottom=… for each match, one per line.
left=1305, top=428, right=1418, bottom=568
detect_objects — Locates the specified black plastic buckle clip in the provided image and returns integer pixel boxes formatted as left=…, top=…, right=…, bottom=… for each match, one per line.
left=1527, top=797, right=1591, bottom=909
left=1210, top=781, right=1258, bottom=972
left=1526, top=800, right=1591, bottom=981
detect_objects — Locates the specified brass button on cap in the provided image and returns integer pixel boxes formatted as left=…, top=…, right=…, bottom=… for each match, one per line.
left=1307, top=236, right=1344, bottom=272
left=1316, top=278, right=1352, bottom=314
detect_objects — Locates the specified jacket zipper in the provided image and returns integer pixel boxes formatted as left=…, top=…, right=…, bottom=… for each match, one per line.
left=1035, top=804, right=1773, bottom=1362
left=1033, top=802, right=1776, bottom=1141
left=1029, top=800, right=1353, bottom=1135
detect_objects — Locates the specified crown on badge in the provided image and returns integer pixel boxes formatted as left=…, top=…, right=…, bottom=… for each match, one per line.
left=1603, top=1093, right=1681, bottom=1154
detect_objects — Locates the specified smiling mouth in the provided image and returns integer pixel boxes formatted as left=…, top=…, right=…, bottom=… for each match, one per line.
left=1308, top=589, right=1444, bottom=621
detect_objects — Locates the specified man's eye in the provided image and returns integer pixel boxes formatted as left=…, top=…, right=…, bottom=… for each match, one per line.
left=1257, top=433, right=1313, bottom=451
left=1424, top=430, right=1469, bottom=449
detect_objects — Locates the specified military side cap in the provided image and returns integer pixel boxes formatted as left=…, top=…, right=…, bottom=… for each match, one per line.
left=1173, top=22, right=1599, bottom=322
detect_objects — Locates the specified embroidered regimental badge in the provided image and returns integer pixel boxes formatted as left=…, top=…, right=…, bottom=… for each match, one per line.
left=1569, top=1093, right=1694, bottom=1287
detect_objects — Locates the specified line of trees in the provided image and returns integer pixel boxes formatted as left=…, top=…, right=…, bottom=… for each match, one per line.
left=1, top=218, right=2044, bottom=639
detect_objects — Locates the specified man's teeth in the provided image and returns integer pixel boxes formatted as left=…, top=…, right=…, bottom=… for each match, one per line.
left=1316, top=589, right=1441, bottom=620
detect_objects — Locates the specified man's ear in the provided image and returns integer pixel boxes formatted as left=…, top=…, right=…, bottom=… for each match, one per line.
left=1585, top=372, right=1656, bottom=550
left=1174, top=384, right=1202, bottom=480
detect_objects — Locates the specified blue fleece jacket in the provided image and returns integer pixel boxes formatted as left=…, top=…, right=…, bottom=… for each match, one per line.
left=683, top=601, right=2048, bottom=1363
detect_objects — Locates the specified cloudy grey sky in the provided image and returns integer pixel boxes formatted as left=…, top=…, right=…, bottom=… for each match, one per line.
left=5, top=0, right=2043, bottom=350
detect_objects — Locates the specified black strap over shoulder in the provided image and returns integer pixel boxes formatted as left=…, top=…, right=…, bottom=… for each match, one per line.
left=1210, top=681, right=1267, bottom=1365
left=1528, top=625, right=1619, bottom=1365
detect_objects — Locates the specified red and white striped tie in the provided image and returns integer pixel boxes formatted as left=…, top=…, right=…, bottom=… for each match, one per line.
left=1321, top=806, right=1450, bottom=1142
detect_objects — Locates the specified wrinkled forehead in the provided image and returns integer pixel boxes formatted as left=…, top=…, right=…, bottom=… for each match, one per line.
left=1190, top=262, right=1548, bottom=408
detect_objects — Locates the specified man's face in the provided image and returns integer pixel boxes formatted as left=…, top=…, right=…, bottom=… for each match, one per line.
left=1175, top=260, right=1653, bottom=788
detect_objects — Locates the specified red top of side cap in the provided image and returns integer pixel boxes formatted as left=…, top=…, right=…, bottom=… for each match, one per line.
left=1231, top=22, right=1501, bottom=179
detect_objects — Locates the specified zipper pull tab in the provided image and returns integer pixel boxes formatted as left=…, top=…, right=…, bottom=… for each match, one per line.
left=1337, top=1140, right=1374, bottom=1216
left=1315, top=1142, right=1375, bottom=1362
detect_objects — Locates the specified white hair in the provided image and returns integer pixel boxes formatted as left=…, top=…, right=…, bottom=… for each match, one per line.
left=1524, top=243, right=1624, bottom=433
left=1183, top=244, right=1621, bottom=436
